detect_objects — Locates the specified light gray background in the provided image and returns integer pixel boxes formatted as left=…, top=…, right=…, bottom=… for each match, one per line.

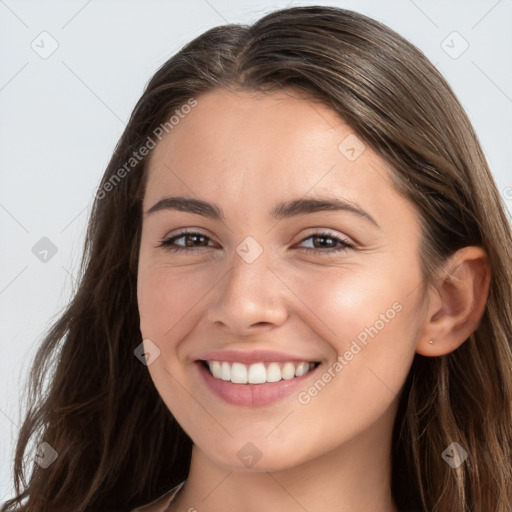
left=1, top=0, right=511, bottom=501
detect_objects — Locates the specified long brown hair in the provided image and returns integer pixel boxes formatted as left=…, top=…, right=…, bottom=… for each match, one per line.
left=3, top=6, right=512, bottom=511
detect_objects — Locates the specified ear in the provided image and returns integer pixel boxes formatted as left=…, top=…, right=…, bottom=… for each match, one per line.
left=416, top=246, right=491, bottom=356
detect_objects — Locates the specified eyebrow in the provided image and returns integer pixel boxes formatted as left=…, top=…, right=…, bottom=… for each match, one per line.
left=145, top=195, right=380, bottom=228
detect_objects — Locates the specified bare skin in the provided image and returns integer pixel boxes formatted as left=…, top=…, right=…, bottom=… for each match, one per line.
left=136, top=88, right=490, bottom=512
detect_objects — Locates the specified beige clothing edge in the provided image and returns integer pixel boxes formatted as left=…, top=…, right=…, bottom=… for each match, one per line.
left=131, top=481, right=186, bottom=512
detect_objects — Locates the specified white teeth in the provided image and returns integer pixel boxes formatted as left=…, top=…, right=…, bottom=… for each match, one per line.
left=205, top=360, right=315, bottom=384
left=295, top=362, right=309, bottom=377
left=247, top=362, right=266, bottom=384
left=266, top=362, right=281, bottom=382
left=230, top=362, right=247, bottom=384
left=281, top=362, right=296, bottom=380
left=210, top=361, right=222, bottom=379
left=221, top=361, right=231, bottom=381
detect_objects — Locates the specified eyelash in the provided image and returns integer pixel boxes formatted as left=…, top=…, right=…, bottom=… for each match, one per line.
left=156, top=230, right=355, bottom=255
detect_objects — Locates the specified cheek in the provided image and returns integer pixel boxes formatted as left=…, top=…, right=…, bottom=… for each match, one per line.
left=285, top=263, right=421, bottom=407
left=283, top=262, right=417, bottom=351
left=137, top=263, right=216, bottom=339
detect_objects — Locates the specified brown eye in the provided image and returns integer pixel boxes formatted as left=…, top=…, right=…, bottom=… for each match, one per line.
left=156, top=231, right=215, bottom=252
left=296, top=232, right=354, bottom=254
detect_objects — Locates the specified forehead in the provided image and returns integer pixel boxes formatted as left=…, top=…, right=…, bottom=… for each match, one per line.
left=143, top=88, right=401, bottom=221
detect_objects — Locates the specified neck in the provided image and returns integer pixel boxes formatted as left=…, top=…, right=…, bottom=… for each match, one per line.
left=171, top=399, right=400, bottom=512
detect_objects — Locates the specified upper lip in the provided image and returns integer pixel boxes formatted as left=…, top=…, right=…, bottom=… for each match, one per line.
left=196, top=349, right=320, bottom=365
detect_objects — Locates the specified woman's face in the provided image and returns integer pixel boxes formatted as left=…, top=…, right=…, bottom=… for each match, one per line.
left=137, top=88, right=428, bottom=472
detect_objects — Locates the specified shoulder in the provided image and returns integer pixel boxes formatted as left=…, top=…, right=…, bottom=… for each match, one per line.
left=131, top=482, right=185, bottom=512
left=130, top=490, right=174, bottom=512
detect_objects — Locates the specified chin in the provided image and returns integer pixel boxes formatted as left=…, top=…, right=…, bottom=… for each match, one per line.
left=195, top=437, right=316, bottom=473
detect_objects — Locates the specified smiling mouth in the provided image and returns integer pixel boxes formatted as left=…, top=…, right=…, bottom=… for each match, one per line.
left=200, top=360, right=320, bottom=384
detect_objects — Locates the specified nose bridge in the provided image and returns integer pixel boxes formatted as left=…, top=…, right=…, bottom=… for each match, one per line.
left=207, top=236, right=287, bottom=333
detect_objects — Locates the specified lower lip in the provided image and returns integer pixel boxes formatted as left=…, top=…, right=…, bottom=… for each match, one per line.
left=195, top=361, right=320, bottom=407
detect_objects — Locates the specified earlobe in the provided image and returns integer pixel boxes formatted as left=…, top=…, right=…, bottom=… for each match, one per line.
left=416, top=246, right=491, bottom=357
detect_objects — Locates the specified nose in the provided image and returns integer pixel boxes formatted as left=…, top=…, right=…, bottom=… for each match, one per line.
left=206, top=245, right=288, bottom=336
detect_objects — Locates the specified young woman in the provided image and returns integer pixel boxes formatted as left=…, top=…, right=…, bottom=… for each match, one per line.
left=2, top=5, right=512, bottom=512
